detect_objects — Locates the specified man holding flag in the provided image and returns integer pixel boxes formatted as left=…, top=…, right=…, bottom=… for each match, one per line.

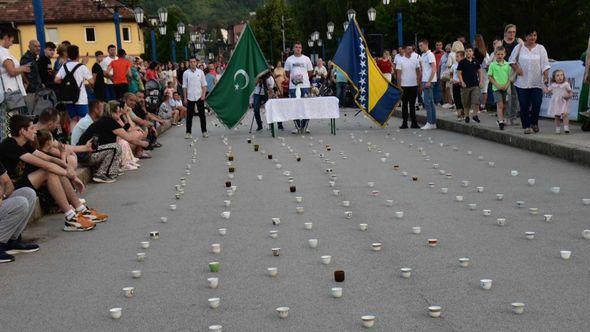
left=206, top=25, right=269, bottom=130
left=331, top=19, right=401, bottom=127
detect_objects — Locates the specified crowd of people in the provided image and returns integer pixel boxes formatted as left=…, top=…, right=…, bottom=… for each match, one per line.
left=0, top=25, right=226, bottom=263
left=0, top=22, right=580, bottom=263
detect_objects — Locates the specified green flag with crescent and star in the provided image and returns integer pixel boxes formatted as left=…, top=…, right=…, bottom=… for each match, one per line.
left=206, top=24, right=268, bottom=129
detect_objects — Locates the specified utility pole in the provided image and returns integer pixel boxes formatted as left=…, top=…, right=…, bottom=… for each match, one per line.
left=281, top=15, right=286, bottom=52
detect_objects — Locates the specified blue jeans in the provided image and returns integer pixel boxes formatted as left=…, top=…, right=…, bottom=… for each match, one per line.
left=421, top=82, right=436, bottom=124
left=515, top=87, right=543, bottom=129
left=335, top=82, right=347, bottom=107
left=433, top=81, right=442, bottom=104
left=289, top=88, right=311, bottom=130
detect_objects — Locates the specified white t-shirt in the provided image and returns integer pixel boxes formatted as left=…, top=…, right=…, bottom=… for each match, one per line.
left=420, top=50, right=437, bottom=83
left=56, top=61, right=93, bottom=105
left=396, top=56, right=420, bottom=87
left=393, top=53, right=404, bottom=66
left=170, top=98, right=183, bottom=108
left=100, top=56, right=117, bottom=84
left=0, top=46, right=26, bottom=95
left=284, top=54, right=313, bottom=89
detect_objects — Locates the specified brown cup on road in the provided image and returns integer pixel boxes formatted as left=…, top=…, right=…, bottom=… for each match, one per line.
left=334, top=270, right=345, bottom=282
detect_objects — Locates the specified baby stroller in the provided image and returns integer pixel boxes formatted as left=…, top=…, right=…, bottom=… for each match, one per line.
left=144, top=79, right=161, bottom=115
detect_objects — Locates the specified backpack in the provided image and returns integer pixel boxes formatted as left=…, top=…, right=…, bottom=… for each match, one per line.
left=59, top=63, right=83, bottom=104
left=31, top=88, right=57, bottom=116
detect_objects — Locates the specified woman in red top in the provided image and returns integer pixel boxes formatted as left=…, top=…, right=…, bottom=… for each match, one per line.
left=145, top=62, right=160, bottom=81
left=377, top=50, right=393, bottom=82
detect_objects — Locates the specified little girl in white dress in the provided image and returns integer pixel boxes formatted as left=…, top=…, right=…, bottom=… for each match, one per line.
left=544, top=69, right=573, bottom=134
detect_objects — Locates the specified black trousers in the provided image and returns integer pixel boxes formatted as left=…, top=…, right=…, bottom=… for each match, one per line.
left=114, top=83, right=128, bottom=100
left=401, top=86, right=418, bottom=124
left=187, top=99, right=207, bottom=134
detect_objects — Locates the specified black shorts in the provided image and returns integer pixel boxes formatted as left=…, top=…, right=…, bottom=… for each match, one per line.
left=14, top=176, right=36, bottom=192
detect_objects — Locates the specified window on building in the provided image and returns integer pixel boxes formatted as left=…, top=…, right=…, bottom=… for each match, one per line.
left=45, top=28, right=59, bottom=43
left=122, top=26, right=131, bottom=42
left=85, top=27, right=96, bottom=43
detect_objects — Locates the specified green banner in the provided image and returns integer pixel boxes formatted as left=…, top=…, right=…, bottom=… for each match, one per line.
left=206, top=24, right=268, bottom=128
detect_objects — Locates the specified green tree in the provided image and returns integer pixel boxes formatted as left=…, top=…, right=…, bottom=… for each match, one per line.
left=251, top=0, right=298, bottom=64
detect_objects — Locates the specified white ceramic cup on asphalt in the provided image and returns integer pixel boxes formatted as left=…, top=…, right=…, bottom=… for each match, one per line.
left=412, top=226, right=421, bottom=234
left=110, top=307, right=122, bottom=319
left=160, top=216, right=168, bottom=223
left=359, top=223, right=368, bottom=231
left=304, top=222, right=313, bottom=230
left=560, top=250, right=572, bottom=260
left=208, top=277, right=219, bottom=289
left=342, top=200, right=350, bottom=207
left=441, top=187, right=449, bottom=194
left=459, top=257, right=470, bottom=267
left=551, top=186, right=561, bottom=194
left=511, top=302, right=525, bottom=315
left=276, top=307, right=290, bottom=319
left=496, top=193, right=504, bottom=200
left=511, top=170, right=519, bottom=176
left=169, top=204, right=177, bottom=211
left=428, top=306, right=442, bottom=318
left=221, top=211, right=230, bottom=219
left=361, top=315, right=376, bottom=327
left=582, top=198, right=590, bottom=205
left=527, top=178, right=536, bottom=186
left=321, top=255, right=332, bottom=265
left=496, top=218, right=506, bottom=226
left=480, top=279, right=493, bottom=290
left=140, top=241, right=150, bottom=249
left=122, top=286, right=134, bottom=298
left=395, top=211, right=404, bottom=219
left=483, top=209, right=491, bottom=216
left=308, top=239, right=319, bottom=248
left=209, top=324, right=223, bottom=332
left=455, top=195, right=464, bottom=202
left=267, top=267, right=278, bottom=277
left=400, top=267, right=412, bottom=278
left=211, top=243, right=221, bottom=254
left=331, top=287, right=343, bottom=298
left=208, top=297, right=220, bottom=309
left=218, top=228, right=227, bottom=236
left=525, top=231, right=535, bottom=240
left=136, top=252, right=146, bottom=261
left=582, top=229, right=590, bottom=239
left=345, top=211, right=352, bottom=219
left=131, top=270, right=142, bottom=278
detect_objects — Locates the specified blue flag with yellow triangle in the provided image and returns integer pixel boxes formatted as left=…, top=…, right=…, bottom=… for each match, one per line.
left=332, top=18, right=401, bottom=127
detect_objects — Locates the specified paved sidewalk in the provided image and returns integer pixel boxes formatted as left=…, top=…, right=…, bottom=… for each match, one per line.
left=390, top=106, right=590, bottom=166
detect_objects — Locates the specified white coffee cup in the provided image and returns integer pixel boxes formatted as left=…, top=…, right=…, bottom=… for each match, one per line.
left=122, top=286, right=134, bottom=298
left=496, top=218, right=506, bottom=226
left=149, top=231, right=159, bottom=240
left=459, top=257, right=470, bottom=267
left=527, top=178, right=536, bottom=186
left=342, top=200, right=350, bottom=207
left=560, top=250, right=572, bottom=260
left=468, top=203, right=477, bottom=210
left=271, top=217, right=281, bottom=225
left=455, top=195, right=464, bottom=202
left=208, top=297, right=220, bottom=309
left=461, top=180, right=470, bottom=187
left=582, top=198, right=590, bottom=205
left=467, top=150, right=473, bottom=155
left=368, top=181, right=375, bottom=188
left=427, top=239, right=438, bottom=247
left=488, top=161, right=495, bottom=167
left=516, top=201, right=525, bottom=208
left=380, top=157, right=387, bottom=163
left=209, top=325, right=223, bottom=332
left=296, top=206, right=304, bottom=214
left=333, top=189, right=340, bottom=196
left=140, top=241, right=150, bottom=249
left=331, top=287, right=343, bottom=298
left=412, top=226, right=421, bottom=234
left=308, top=239, right=319, bottom=248
left=221, top=211, right=231, bottom=219
left=476, top=186, right=484, bottom=193
left=428, top=306, right=442, bottom=318
left=224, top=200, right=231, bottom=207
left=439, top=170, right=446, bottom=175
left=257, top=174, right=263, bottom=180
left=483, top=209, right=491, bottom=216
left=528, top=207, right=538, bottom=215
left=211, top=243, right=221, bottom=254
left=441, top=187, right=449, bottom=194
left=386, top=199, right=394, bottom=206
left=270, top=230, right=279, bottom=238
left=169, top=204, right=177, bottom=211
left=478, top=155, right=484, bottom=160
left=276, top=307, right=290, bottom=319
left=345, top=211, right=352, bottom=219
left=372, top=242, right=382, bottom=251
left=525, top=231, right=535, bottom=240
left=582, top=229, right=590, bottom=239
left=321, top=255, right=332, bottom=265
left=160, top=216, right=168, bottom=223
left=480, top=279, right=493, bottom=290
left=395, top=211, right=404, bottom=219
left=131, top=270, right=142, bottom=278
left=136, top=252, right=146, bottom=261
left=400, top=267, right=412, bottom=278
left=208, top=277, right=219, bottom=288
left=304, top=222, right=313, bottom=230
left=510, top=170, right=519, bottom=176
left=218, top=228, right=227, bottom=236
left=267, top=267, right=278, bottom=277
left=295, top=196, right=303, bottom=203
left=110, top=307, right=122, bottom=319
left=550, top=186, right=560, bottom=194
left=496, top=193, right=504, bottom=200
left=433, top=163, right=440, bottom=169
left=359, top=223, right=368, bottom=231
left=511, top=302, right=525, bottom=315
left=361, top=315, right=376, bottom=327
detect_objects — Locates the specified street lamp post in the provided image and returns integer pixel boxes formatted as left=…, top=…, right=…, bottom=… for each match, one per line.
left=149, top=17, right=159, bottom=61
left=93, top=0, right=144, bottom=50
left=33, top=0, right=46, bottom=48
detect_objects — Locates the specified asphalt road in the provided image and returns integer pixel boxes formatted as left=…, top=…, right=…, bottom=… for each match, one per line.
left=1, top=109, right=589, bottom=331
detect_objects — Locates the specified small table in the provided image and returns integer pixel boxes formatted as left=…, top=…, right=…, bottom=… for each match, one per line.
left=265, top=96, right=340, bottom=137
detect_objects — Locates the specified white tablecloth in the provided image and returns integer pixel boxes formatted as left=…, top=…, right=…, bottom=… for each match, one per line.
left=265, top=96, right=340, bottom=124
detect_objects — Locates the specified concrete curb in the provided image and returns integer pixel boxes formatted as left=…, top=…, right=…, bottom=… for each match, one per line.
left=392, top=110, right=590, bottom=167
left=28, top=121, right=173, bottom=224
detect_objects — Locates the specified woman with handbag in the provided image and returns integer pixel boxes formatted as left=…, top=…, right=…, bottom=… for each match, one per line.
left=509, top=28, right=550, bottom=134
left=0, top=27, right=29, bottom=139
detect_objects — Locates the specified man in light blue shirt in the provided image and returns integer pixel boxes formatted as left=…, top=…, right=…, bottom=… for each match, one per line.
left=71, top=100, right=103, bottom=145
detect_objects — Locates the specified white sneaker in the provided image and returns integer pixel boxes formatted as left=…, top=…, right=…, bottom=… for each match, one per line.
left=420, top=123, right=432, bottom=130
left=291, top=129, right=299, bottom=134
left=442, top=103, right=452, bottom=109
left=202, top=132, right=209, bottom=138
